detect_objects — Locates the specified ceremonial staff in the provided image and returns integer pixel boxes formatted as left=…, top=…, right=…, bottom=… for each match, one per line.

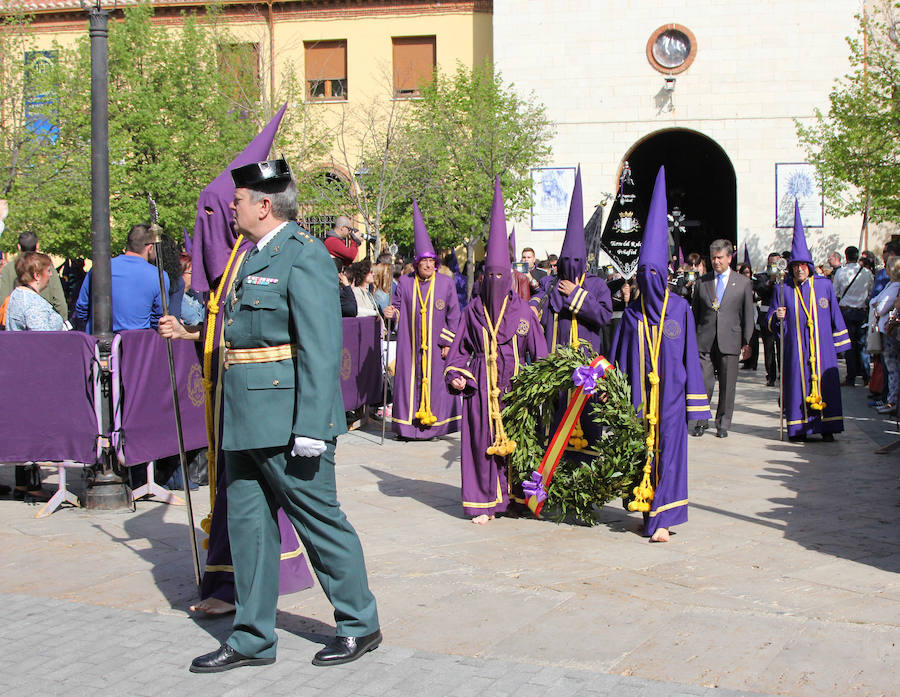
left=381, top=242, right=398, bottom=445
left=776, top=257, right=788, bottom=441
left=148, top=193, right=202, bottom=590
left=381, top=314, right=392, bottom=446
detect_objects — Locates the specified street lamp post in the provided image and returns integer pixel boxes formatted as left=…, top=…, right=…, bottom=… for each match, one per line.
left=81, top=0, right=130, bottom=510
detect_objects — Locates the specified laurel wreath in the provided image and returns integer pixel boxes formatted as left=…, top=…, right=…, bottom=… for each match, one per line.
left=503, top=343, right=646, bottom=525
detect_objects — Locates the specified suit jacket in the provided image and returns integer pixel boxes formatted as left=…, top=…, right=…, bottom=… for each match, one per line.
left=222, top=221, right=346, bottom=451
left=692, top=270, right=754, bottom=355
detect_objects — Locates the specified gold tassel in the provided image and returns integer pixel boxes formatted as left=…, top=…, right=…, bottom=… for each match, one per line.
left=628, top=293, right=669, bottom=513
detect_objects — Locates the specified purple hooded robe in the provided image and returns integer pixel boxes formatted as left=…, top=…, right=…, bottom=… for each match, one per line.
left=390, top=202, right=461, bottom=438
left=444, top=178, right=548, bottom=516
left=610, top=167, right=711, bottom=536
left=765, top=204, right=849, bottom=437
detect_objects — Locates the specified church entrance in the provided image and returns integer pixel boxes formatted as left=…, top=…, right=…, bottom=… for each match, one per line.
left=622, top=129, right=736, bottom=260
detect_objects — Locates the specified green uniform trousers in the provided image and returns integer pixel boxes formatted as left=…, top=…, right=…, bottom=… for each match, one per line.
left=225, top=440, right=379, bottom=658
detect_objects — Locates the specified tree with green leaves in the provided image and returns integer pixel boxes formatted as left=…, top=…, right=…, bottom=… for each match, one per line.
left=796, top=1, right=900, bottom=223
left=296, top=69, right=421, bottom=259
left=386, top=61, right=554, bottom=295
left=0, top=11, right=84, bottom=252
left=1, top=2, right=327, bottom=258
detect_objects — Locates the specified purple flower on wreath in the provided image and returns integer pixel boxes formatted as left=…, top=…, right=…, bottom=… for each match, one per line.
left=572, top=365, right=601, bottom=394
left=522, top=470, right=547, bottom=503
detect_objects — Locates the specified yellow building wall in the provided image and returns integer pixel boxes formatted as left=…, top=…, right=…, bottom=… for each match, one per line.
left=23, top=4, right=492, bottom=176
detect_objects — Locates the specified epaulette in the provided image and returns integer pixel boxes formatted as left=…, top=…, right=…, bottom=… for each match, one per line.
left=292, top=226, right=316, bottom=244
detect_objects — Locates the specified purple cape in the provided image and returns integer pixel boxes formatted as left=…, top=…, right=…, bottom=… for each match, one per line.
left=390, top=272, right=462, bottom=438
left=444, top=294, right=548, bottom=516
left=531, top=274, right=613, bottom=355
left=610, top=294, right=711, bottom=536
left=766, top=276, right=849, bottom=436
left=199, top=241, right=314, bottom=602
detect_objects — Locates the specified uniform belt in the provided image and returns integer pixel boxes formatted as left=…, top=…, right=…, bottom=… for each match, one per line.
left=224, top=343, right=296, bottom=368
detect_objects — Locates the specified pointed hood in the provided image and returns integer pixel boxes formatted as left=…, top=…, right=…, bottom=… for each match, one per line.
left=482, top=176, right=513, bottom=319
left=508, top=226, right=517, bottom=262
left=183, top=227, right=193, bottom=257
left=636, top=166, right=670, bottom=322
left=743, top=243, right=751, bottom=271
left=191, top=103, right=287, bottom=292
left=790, top=199, right=813, bottom=267
left=412, top=199, right=439, bottom=266
left=557, top=165, right=586, bottom=281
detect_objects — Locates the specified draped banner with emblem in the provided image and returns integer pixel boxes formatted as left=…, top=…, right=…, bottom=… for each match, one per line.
left=599, top=161, right=646, bottom=280
left=340, top=316, right=383, bottom=411
left=115, top=329, right=208, bottom=464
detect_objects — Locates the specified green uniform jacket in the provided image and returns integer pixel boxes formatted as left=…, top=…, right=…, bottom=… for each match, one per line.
left=0, top=258, right=68, bottom=319
left=221, top=221, right=347, bottom=451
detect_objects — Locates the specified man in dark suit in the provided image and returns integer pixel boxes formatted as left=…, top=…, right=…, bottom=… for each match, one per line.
left=691, top=239, right=755, bottom=438
left=190, top=158, right=380, bottom=673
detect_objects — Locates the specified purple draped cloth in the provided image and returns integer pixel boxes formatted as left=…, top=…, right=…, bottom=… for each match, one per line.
left=390, top=272, right=462, bottom=438
left=199, top=243, right=313, bottom=604
left=340, top=316, right=383, bottom=411
left=766, top=276, right=849, bottom=437
left=115, top=329, right=208, bottom=464
left=0, top=331, right=99, bottom=464
left=444, top=294, right=548, bottom=517
left=610, top=295, right=711, bottom=536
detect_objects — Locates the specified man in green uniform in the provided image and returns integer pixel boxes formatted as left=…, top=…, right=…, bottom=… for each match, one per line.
left=190, top=158, right=380, bottom=673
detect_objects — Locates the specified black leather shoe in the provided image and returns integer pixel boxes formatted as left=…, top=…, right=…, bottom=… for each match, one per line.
left=716, top=428, right=728, bottom=438
left=766, top=378, right=776, bottom=387
left=788, top=434, right=807, bottom=443
left=312, top=630, right=382, bottom=666
left=189, top=644, right=274, bottom=673
left=821, top=433, right=834, bottom=442
left=690, top=423, right=707, bottom=438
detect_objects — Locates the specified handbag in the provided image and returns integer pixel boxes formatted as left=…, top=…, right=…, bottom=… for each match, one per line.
left=866, top=305, right=883, bottom=354
left=869, top=355, right=885, bottom=395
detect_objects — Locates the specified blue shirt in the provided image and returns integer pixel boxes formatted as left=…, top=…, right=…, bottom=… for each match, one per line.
left=5, top=287, right=66, bottom=331
left=73, top=254, right=169, bottom=332
left=871, top=268, right=889, bottom=301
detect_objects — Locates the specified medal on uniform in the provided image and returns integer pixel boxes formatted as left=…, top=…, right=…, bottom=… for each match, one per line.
left=712, top=300, right=720, bottom=311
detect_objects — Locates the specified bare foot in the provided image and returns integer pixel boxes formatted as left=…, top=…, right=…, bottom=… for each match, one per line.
left=189, top=597, right=236, bottom=616
left=650, top=528, right=670, bottom=543
left=471, top=514, right=495, bottom=525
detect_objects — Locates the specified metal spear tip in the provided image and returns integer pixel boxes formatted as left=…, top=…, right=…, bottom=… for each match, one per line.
left=80, top=0, right=117, bottom=10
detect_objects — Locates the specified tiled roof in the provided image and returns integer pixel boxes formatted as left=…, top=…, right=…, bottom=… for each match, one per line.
left=12, top=0, right=248, bottom=10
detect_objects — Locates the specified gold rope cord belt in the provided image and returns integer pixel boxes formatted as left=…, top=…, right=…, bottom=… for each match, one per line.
left=224, top=343, right=297, bottom=367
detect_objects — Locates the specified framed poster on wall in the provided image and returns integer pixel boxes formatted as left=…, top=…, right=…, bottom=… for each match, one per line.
left=531, top=167, right=576, bottom=231
left=775, top=162, right=824, bottom=228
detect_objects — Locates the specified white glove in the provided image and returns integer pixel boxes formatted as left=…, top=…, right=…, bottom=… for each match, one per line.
left=291, top=436, right=326, bottom=458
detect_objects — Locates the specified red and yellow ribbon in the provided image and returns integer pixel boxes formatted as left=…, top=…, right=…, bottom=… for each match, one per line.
left=526, top=354, right=614, bottom=516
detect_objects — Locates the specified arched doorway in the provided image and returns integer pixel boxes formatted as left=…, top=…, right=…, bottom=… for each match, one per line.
left=623, top=129, right=736, bottom=259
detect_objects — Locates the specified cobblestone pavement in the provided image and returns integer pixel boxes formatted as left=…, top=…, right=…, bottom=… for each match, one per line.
left=1, top=370, right=897, bottom=697
left=1, top=592, right=773, bottom=697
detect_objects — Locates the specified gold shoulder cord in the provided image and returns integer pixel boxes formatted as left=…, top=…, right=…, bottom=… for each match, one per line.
left=483, top=296, right=515, bottom=456
left=795, top=276, right=826, bottom=411
left=414, top=274, right=438, bottom=425
left=198, top=235, right=246, bottom=543
left=629, top=289, right=669, bottom=513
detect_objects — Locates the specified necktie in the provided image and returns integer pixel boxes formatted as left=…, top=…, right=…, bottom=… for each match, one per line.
left=715, top=274, right=725, bottom=305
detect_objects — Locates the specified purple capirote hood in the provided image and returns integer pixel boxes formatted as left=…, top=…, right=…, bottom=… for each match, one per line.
left=191, top=104, right=287, bottom=293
